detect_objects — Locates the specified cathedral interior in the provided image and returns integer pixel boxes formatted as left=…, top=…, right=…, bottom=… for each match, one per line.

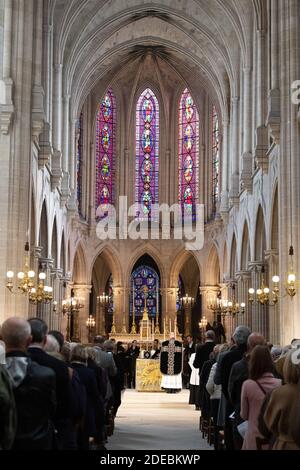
left=0, top=0, right=299, bottom=347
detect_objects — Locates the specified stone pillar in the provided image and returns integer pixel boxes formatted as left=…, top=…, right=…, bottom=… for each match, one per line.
left=50, top=268, right=63, bottom=331
left=277, top=0, right=300, bottom=345
left=37, top=258, right=54, bottom=326
left=240, top=67, right=253, bottom=191
left=184, top=302, right=192, bottom=336
left=220, top=119, right=229, bottom=217
left=236, top=271, right=252, bottom=330
left=248, top=262, right=269, bottom=337
left=229, top=97, right=240, bottom=204
left=112, top=286, right=123, bottom=334
left=265, top=249, right=280, bottom=344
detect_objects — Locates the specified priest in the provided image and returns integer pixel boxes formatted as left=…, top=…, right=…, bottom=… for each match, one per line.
left=160, top=333, right=183, bottom=393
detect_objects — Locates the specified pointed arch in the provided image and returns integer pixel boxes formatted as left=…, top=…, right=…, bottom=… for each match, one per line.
left=39, top=201, right=48, bottom=259
left=206, top=244, right=220, bottom=285
left=178, top=88, right=199, bottom=219
left=51, top=217, right=58, bottom=268
left=73, top=243, right=87, bottom=284
left=60, top=230, right=66, bottom=273
left=135, top=87, right=159, bottom=219
left=255, top=205, right=266, bottom=261
left=241, top=222, right=250, bottom=270
left=95, top=88, right=116, bottom=216
left=230, top=234, right=237, bottom=278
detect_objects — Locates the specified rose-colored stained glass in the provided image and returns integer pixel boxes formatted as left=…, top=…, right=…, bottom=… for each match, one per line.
left=95, top=89, right=116, bottom=216
left=178, top=88, right=199, bottom=219
left=212, top=105, right=220, bottom=213
left=135, top=88, right=159, bottom=220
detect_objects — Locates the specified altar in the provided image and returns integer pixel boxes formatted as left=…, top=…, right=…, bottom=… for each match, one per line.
left=135, top=358, right=163, bottom=392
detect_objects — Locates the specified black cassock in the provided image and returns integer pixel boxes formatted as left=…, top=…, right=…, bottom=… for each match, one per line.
left=160, top=340, right=183, bottom=390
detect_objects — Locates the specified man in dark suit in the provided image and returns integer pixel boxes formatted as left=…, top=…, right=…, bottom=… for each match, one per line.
left=2, top=317, right=56, bottom=450
left=193, top=330, right=216, bottom=374
left=216, top=325, right=251, bottom=450
left=28, top=318, right=73, bottom=449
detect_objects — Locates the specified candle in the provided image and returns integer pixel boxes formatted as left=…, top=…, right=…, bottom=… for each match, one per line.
left=175, top=317, right=177, bottom=338
left=169, top=318, right=172, bottom=334
left=163, top=318, right=166, bottom=341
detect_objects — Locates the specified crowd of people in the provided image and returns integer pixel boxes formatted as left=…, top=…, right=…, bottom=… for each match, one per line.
left=183, top=326, right=300, bottom=450
left=0, top=317, right=146, bottom=450
left=1, top=315, right=300, bottom=451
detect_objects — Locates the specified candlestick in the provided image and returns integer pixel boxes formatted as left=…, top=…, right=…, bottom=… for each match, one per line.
left=163, top=318, right=166, bottom=341
left=169, top=318, right=172, bottom=334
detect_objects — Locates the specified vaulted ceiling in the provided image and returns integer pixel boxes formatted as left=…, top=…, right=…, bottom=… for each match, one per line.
left=47, top=0, right=264, bottom=120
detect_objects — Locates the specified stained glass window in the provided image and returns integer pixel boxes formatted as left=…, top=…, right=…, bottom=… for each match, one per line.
left=135, top=88, right=159, bottom=220
left=76, top=112, right=83, bottom=217
left=212, top=105, right=220, bottom=214
left=105, top=274, right=114, bottom=334
left=178, top=88, right=199, bottom=220
left=130, top=266, right=160, bottom=323
left=95, top=89, right=116, bottom=217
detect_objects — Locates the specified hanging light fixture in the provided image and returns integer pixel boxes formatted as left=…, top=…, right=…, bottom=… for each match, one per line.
left=248, top=267, right=280, bottom=305
left=6, top=242, right=53, bottom=304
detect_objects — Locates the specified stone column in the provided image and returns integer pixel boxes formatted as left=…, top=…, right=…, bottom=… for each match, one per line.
left=235, top=271, right=252, bottom=330
left=277, top=0, right=300, bottom=345
left=184, top=302, right=192, bottom=336
left=50, top=268, right=63, bottom=331
left=199, top=285, right=220, bottom=325
left=240, top=67, right=253, bottom=191
left=37, top=258, right=54, bottom=326
left=265, top=249, right=280, bottom=344
left=73, top=284, right=92, bottom=343
left=248, top=262, right=269, bottom=337
left=112, top=286, right=123, bottom=334
left=220, top=119, right=229, bottom=217
left=267, top=0, right=280, bottom=144
left=229, top=97, right=240, bottom=204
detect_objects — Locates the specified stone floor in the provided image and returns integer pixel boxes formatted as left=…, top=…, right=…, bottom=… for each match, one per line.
left=106, top=389, right=212, bottom=450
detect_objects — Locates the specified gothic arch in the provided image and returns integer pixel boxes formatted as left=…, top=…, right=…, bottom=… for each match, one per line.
left=240, top=222, right=250, bottom=270
left=60, top=230, right=66, bottom=273
left=222, top=240, right=229, bottom=280
left=51, top=217, right=58, bottom=268
left=39, top=200, right=48, bottom=259
left=90, top=244, right=123, bottom=287
left=206, top=244, right=220, bottom=285
left=254, top=205, right=266, bottom=261
left=73, top=243, right=88, bottom=284
left=127, top=245, right=167, bottom=289
left=230, top=234, right=237, bottom=279
left=169, top=248, right=201, bottom=288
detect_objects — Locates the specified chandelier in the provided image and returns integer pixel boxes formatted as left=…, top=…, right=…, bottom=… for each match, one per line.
left=6, top=242, right=53, bottom=304
left=207, top=286, right=245, bottom=318
left=181, top=293, right=195, bottom=307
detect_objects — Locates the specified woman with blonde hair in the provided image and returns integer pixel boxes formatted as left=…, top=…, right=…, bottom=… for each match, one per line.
left=263, top=350, right=300, bottom=450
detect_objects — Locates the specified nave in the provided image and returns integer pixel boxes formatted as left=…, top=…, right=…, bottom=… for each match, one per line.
left=106, top=390, right=210, bottom=451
